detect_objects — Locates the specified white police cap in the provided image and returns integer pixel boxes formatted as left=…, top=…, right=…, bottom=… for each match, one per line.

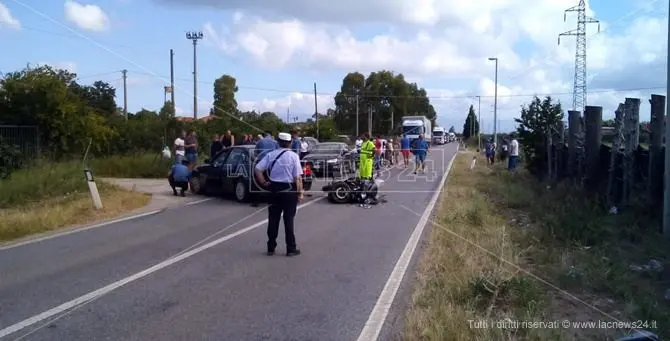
left=277, top=132, right=292, bottom=142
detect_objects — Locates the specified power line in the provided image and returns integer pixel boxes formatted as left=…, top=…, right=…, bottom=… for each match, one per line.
left=122, top=70, right=665, bottom=99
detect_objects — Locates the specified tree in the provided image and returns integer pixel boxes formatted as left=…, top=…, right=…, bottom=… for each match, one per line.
left=448, top=126, right=455, bottom=133
left=514, top=96, right=564, bottom=175
left=462, top=105, right=479, bottom=139
left=73, top=80, right=117, bottom=117
left=159, top=101, right=175, bottom=120
left=0, top=65, right=115, bottom=159
left=332, top=70, right=436, bottom=136
left=211, top=74, right=238, bottom=119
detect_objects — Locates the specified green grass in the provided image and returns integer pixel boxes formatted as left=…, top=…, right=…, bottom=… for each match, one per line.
left=89, top=153, right=173, bottom=179
left=0, top=161, right=89, bottom=209
left=403, top=151, right=670, bottom=341
left=0, top=153, right=174, bottom=209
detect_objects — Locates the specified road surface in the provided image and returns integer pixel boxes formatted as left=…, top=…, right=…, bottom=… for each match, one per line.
left=0, top=144, right=458, bottom=341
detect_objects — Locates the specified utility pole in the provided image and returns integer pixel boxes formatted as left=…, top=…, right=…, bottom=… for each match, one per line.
left=186, top=31, right=203, bottom=119
left=663, top=0, right=670, bottom=236
left=390, top=107, right=394, bottom=134
left=355, top=94, right=359, bottom=137
left=313, top=82, right=319, bottom=140
left=476, top=95, right=482, bottom=150
left=170, top=49, right=175, bottom=113
left=488, top=57, right=499, bottom=146
left=286, top=107, right=290, bottom=124
left=558, top=0, right=600, bottom=113
left=122, top=69, right=127, bottom=120
left=368, top=105, right=372, bottom=136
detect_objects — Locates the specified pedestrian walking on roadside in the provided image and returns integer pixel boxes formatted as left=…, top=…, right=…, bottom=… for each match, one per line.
left=508, top=133, right=520, bottom=171
left=412, top=134, right=429, bottom=174
left=484, top=139, right=495, bottom=165
left=400, top=134, right=411, bottom=168
left=254, top=132, right=304, bottom=257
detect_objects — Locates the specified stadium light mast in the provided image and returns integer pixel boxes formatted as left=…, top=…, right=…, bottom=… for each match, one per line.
left=186, top=31, right=203, bottom=119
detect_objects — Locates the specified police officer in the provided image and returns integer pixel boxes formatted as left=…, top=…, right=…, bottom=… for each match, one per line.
left=254, top=132, right=304, bottom=257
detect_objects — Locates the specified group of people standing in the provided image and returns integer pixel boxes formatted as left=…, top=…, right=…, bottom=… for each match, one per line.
left=355, top=133, right=430, bottom=179
left=484, top=134, right=520, bottom=171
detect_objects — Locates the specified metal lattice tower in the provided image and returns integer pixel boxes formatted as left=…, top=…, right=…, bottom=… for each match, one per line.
left=558, top=0, right=600, bottom=113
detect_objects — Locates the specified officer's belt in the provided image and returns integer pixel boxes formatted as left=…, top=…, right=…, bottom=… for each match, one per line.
left=269, top=181, right=297, bottom=193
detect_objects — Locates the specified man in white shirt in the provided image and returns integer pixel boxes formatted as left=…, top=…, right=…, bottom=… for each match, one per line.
left=300, top=138, right=309, bottom=158
left=173, top=130, right=186, bottom=164
left=508, top=134, right=520, bottom=171
left=355, top=136, right=363, bottom=152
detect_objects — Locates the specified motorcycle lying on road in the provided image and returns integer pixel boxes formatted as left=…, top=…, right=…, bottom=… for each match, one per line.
left=322, top=175, right=381, bottom=205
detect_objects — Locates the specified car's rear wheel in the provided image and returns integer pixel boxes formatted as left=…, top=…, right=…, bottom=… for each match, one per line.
left=190, top=175, right=204, bottom=194
left=234, top=178, right=250, bottom=202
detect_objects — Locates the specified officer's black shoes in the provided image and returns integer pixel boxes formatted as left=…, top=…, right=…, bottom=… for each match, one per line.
left=172, top=190, right=178, bottom=196
left=286, top=249, right=301, bottom=257
left=266, top=250, right=274, bottom=256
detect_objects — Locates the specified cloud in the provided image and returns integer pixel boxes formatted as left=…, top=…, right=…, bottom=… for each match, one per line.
left=185, top=0, right=666, bottom=133
left=64, top=0, right=110, bottom=31
left=0, top=2, right=20, bottom=29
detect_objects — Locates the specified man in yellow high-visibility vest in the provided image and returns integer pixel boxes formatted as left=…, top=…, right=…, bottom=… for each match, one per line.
left=359, top=133, right=375, bottom=180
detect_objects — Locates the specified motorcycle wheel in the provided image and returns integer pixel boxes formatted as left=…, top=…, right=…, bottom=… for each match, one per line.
left=327, top=182, right=352, bottom=203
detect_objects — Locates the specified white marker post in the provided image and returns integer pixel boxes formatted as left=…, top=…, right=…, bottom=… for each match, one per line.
left=84, top=168, right=103, bottom=210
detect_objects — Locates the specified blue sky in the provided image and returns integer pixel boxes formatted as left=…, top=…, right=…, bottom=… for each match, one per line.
left=0, top=0, right=667, bottom=133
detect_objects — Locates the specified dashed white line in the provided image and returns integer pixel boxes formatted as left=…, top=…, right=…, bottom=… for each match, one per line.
left=184, top=197, right=214, bottom=206
left=0, top=196, right=325, bottom=339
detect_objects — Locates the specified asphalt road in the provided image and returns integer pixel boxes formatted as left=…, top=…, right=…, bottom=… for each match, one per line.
left=0, top=143, right=458, bottom=341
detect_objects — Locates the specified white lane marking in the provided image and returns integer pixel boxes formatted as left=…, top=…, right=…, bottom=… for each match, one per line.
left=356, top=145, right=459, bottom=341
left=0, top=210, right=163, bottom=252
left=0, top=196, right=325, bottom=339
left=184, top=198, right=214, bottom=206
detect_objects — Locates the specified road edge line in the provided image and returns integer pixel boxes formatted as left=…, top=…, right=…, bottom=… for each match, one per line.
left=0, top=209, right=164, bottom=252
left=355, top=143, right=459, bottom=341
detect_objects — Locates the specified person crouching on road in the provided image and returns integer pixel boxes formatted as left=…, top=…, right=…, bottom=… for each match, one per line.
left=168, top=159, right=191, bottom=197
left=254, top=132, right=304, bottom=257
left=358, top=133, right=375, bottom=180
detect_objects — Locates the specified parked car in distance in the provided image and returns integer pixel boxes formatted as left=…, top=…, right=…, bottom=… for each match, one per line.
left=302, top=142, right=356, bottom=178
left=189, top=145, right=313, bottom=202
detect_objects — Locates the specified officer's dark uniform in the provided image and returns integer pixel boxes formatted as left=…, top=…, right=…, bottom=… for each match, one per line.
left=255, top=133, right=303, bottom=256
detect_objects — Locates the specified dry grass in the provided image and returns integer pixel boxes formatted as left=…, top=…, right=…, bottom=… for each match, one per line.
left=0, top=186, right=151, bottom=242
left=403, top=151, right=670, bottom=341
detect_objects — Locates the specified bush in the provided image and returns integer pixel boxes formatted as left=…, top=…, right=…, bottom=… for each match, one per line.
left=0, top=161, right=88, bottom=208
left=89, top=154, right=173, bottom=178
left=0, top=137, right=24, bottom=179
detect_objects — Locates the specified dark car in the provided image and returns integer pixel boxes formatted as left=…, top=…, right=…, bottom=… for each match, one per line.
left=189, top=145, right=313, bottom=202
left=302, top=142, right=356, bottom=177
